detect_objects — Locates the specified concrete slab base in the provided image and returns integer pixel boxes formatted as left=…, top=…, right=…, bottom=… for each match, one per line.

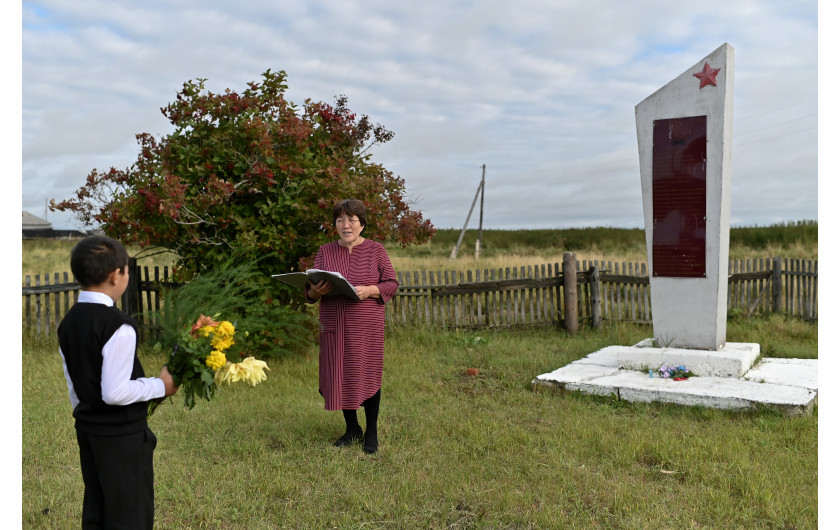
left=617, top=339, right=761, bottom=378
left=533, top=342, right=817, bottom=416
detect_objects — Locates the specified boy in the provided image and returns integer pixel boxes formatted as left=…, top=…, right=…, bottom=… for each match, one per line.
left=58, top=235, right=178, bottom=529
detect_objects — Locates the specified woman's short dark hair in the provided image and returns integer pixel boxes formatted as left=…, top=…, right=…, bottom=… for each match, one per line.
left=70, top=235, right=129, bottom=288
left=332, top=199, right=367, bottom=228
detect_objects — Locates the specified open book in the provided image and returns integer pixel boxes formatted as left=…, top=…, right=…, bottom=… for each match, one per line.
left=271, top=269, right=360, bottom=301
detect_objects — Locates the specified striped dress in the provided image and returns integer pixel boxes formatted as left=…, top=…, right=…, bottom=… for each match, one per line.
left=312, top=239, right=398, bottom=410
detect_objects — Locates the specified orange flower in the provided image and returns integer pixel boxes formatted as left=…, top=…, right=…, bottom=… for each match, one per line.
left=190, top=314, right=218, bottom=337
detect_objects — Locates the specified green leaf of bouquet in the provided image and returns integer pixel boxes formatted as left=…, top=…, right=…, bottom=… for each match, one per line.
left=200, top=369, right=215, bottom=386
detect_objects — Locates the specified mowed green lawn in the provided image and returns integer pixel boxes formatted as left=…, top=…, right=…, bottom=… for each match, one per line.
left=23, top=316, right=817, bottom=529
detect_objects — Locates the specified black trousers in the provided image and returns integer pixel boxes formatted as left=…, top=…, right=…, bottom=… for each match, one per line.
left=76, top=427, right=157, bottom=530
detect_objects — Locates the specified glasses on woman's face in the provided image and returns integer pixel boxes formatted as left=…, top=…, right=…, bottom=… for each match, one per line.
left=335, top=217, right=360, bottom=226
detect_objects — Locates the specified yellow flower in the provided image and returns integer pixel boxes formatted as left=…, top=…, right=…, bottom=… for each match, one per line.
left=198, top=325, right=215, bottom=338
left=215, top=321, right=235, bottom=338
left=214, top=357, right=270, bottom=386
left=211, top=335, right=235, bottom=351
left=205, top=350, right=227, bottom=371
left=210, top=321, right=236, bottom=351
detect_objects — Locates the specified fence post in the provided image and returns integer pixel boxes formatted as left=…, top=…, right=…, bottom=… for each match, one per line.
left=772, top=256, right=782, bottom=313
left=121, top=257, right=140, bottom=318
left=589, top=265, right=601, bottom=329
left=563, top=252, right=578, bottom=335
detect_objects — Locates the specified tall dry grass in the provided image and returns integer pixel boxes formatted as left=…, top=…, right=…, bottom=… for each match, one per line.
left=22, top=239, right=178, bottom=279
left=23, top=222, right=817, bottom=278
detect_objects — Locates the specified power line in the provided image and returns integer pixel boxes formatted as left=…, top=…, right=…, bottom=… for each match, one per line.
left=736, top=97, right=818, bottom=123
left=737, top=113, right=817, bottom=137
left=734, top=126, right=817, bottom=149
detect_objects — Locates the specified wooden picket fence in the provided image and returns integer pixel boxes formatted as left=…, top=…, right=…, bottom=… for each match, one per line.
left=388, top=260, right=654, bottom=328
left=388, top=257, right=818, bottom=329
left=22, top=256, right=817, bottom=336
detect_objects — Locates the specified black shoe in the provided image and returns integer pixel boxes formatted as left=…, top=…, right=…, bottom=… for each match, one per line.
left=334, top=426, right=363, bottom=447
left=363, top=431, right=378, bottom=454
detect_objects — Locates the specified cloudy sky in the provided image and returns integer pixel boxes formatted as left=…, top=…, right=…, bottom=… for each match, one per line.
left=21, top=0, right=818, bottom=231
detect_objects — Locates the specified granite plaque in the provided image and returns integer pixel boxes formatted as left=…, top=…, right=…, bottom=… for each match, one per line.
left=651, top=116, right=706, bottom=278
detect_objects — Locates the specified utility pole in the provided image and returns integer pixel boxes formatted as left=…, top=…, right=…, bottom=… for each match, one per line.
left=450, top=166, right=486, bottom=261
left=475, top=164, right=485, bottom=259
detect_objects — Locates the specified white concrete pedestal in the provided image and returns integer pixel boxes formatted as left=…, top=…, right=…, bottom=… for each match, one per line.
left=533, top=341, right=817, bottom=415
left=616, top=339, right=760, bottom=378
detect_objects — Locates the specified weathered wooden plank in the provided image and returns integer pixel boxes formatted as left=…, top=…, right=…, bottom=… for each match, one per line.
left=413, top=270, right=420, bottom=322
left=63, top=272, right=71, bottom=323
left=807, top=260, right=814, bottom=319
left=464, top=270, right=473, bottom=326
left=515, top=266, right=523, bottom=323
left=617, top=262, right=625, bottom=319
left=435, top=271, right=448, bottom=326
left=442, top=270, right=451, bottom=325
left=477, top=269, right=486, bottom=325
left=796, top=259, right=803, bottom=317
left=456, top=270, right=464, bottom=327
left=44, top=273, right=52, bottom=332
left=732, top=260, right=739, bottom=308
left=548, top=263, right=557, bottom=323
left=582, top=260, right=591, bottom=321
left=154, top=267, right=161, bottom=313
left=421, top=270, right=430, bottom=324
left=427, top=270, right=436, bottom=325
left=396, top=271, right=405, bottom=323
left=562, top=253, right=578, bottom=334
left=482, top=269, right=490, bottom=326
left=35, top=274, right=43, bottom=335
left=729, top=271, right=773, bottom=281
left=24, top=276, right=32, bottom=330
left=540, top=263, right=549, bottom=323
left=507, top=267, right=516, bottom=325
left=430, top=277, right=562, bottom=297
left=503, top=267, right=509, bottom=325
left=590, top=265, right=601, bottom=329
left=21, top=282, right=82, bottom=295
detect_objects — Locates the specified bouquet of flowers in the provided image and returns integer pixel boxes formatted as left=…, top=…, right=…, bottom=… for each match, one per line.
left=149, top=313, right=269, bottom=415
left=658, top=365, right=694, bottom=381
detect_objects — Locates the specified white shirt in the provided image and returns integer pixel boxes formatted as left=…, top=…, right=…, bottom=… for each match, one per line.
left=59, top=291, right=165, bottom=409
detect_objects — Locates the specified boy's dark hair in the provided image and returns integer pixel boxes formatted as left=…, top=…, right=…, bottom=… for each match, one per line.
left=70, top=236, right=130, bottom=288
left=332, top=199, right=367, bottom=228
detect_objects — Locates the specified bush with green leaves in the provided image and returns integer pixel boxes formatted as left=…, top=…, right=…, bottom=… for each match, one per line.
left=51, top=69, right=435, bottom=291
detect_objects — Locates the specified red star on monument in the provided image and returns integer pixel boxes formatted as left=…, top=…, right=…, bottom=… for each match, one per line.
left=693, top=62, right=720, bottom=89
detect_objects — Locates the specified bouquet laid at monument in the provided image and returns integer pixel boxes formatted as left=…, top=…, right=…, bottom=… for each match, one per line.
left=654, top=365, right=694, bottom=381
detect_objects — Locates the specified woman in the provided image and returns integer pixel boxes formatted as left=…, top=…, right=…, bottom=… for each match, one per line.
left=305, top=199, right=399, bottom=454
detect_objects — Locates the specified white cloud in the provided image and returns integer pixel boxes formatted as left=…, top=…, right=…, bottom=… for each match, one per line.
left=22, top=0, right=818, bottom=230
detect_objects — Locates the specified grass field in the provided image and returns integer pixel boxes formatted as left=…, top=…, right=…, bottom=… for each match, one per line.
left=23, top=318, right=817, bottom=529
left=20, top=227, right=819, bottom=528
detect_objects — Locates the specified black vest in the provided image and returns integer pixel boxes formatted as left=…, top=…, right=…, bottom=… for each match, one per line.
left=58, top=302, right=148, bottom=435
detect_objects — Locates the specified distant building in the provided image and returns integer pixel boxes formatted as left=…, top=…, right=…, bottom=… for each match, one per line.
left=22, top=211, right=52, bottom=231
left=22, top=211, right=90, bottom=239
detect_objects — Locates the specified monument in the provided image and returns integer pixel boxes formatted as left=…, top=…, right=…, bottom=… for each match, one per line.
left=636, top=43, right=733, bottom=351
left=617, top=42, right=761, bottom=376
left=533, top=44, right=816, bottom=414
